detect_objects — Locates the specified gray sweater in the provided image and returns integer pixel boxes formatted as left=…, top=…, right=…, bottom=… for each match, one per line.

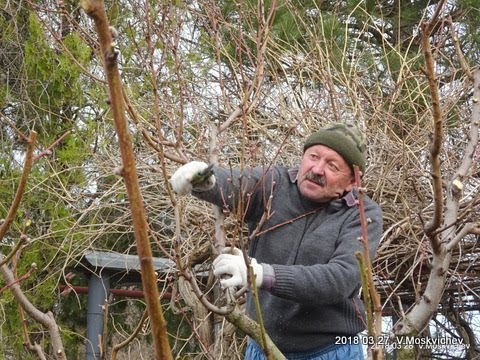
left=194, top=165, right=383, bottom=353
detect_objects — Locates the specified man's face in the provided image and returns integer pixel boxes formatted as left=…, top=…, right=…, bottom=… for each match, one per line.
left=297, top=144, right=356, bottom=203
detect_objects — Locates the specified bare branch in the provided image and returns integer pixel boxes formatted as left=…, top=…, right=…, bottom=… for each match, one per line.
left=0, top=131, right=36, bottom=242
left=80, top=1, right=173, bottom=359
left=0, top=260, right=66, bottom=359
left=421, top=14, right=445, bottom=250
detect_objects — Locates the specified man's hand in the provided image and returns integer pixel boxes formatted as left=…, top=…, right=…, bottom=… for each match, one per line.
left=170, top=161, right=215, bottom=195
left=213, top=247, right=263, bottom=288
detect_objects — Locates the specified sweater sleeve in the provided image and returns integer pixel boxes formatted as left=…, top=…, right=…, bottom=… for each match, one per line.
left=193, top=165, right=277, bottom=221
left=268, top=198, right=383, bottom=306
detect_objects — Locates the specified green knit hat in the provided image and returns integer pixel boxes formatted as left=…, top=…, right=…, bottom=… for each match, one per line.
left=303, top=123, right=367, bottom=173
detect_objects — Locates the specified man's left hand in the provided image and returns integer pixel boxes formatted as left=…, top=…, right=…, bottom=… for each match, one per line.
left=213, top=247, right=263, bottom=288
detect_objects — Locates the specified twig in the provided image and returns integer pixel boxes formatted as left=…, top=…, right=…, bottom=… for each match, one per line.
left=32, top=130, right=71, bottom=162
left=354, top=166, right=383, bottom=360
left=253, top=207, right=321, bottom=237
left=0, top=234, right=28, bottom=267
left=447, top=16, right=473, bottom=82
left=0, top=262, right=37, bottom=294
left=121, top=87, right=185, bottom=164
left=0, top=112, right=29, bottom=142
left=110, top=309, right=149, bottom=360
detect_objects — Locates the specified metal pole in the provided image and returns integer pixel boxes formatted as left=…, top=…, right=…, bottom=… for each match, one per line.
left=86, top=274, right=110, bottom=360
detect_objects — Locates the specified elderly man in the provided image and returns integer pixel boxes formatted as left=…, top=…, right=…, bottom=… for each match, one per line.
left=170, top=123, right=383, bottom=360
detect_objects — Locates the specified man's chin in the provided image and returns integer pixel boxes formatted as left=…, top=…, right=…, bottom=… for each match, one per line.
left=299, top=187, right=330, bottom=203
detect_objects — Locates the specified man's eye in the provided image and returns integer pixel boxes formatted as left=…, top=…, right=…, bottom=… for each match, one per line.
left=328, top=162, right=339, bottom=171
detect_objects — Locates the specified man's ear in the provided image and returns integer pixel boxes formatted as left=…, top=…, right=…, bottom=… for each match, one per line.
left=345, top=174, right=357, bottom=192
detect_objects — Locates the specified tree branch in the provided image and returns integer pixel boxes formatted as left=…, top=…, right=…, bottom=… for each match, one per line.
left=226, top=307, right=285, bottom=360
left=81, top=1, right=172, bottom=359
left=0, top=259, right=66, bottom=359
left=421, top=14, right=445, bottom=251
left=0, top=131, right=36, bottom=242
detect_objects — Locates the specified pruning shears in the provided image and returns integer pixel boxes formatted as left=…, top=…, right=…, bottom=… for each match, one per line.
left=191, top=163, right=214, bottom=186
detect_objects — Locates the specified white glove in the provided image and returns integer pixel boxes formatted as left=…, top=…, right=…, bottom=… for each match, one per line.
left=213, top=247, right=263, bottom=288
left=170, top=161, right=216, bottom=195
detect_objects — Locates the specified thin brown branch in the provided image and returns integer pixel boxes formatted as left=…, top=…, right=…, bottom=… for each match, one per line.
left=253, top=207, right=321, bottom=237
left=0, top=262, right=36, bottom=294
left=0, top=131, right=36, bottom=242
left=354, top=167, right=383, bottom=360
left=0, top=234, right=27, bottom=267
left=427, top=0, right=448, bottom=29
left=81, top=1, right=172, bottom=359
left=32, top=130, right=71, bottom=162
left=0, top=112, right=29, bottom=142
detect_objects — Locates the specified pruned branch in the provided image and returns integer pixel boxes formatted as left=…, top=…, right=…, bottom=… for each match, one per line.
left=226, top=307, right=286, bottom=360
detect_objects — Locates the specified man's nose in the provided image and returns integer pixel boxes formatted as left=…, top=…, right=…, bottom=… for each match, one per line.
left=311, top=162, right=326, bottom=175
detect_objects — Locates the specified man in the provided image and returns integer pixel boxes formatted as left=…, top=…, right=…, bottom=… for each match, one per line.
left=170, top=123, right=383, bottom=359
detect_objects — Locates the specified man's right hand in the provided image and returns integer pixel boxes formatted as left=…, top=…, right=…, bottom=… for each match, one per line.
left=170, top=161, right=216, bottom=195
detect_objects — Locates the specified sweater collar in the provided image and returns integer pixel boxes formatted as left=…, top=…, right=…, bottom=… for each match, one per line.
left=288, top=168, right=358, bottom=209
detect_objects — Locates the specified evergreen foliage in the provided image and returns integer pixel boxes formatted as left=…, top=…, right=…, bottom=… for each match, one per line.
left=0, top=0, right=479, bottom=358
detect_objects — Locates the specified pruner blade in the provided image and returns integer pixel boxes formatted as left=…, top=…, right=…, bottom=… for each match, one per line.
left=191, top=163, right=214, bottom=186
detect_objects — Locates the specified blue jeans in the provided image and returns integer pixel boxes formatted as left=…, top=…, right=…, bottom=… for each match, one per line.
left=244, top=339, right=364, bottom=360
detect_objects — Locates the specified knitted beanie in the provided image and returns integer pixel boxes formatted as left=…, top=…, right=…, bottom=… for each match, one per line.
left=303, top=123, right=367, bottom=173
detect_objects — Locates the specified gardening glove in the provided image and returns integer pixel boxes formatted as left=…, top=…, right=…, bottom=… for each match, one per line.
left=170, top=161, right=215, bottom=195
left=213, top=247, right=263, bottom=288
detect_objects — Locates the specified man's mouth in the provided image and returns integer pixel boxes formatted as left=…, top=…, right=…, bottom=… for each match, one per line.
left=305, top=172, right=326, bottom=187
